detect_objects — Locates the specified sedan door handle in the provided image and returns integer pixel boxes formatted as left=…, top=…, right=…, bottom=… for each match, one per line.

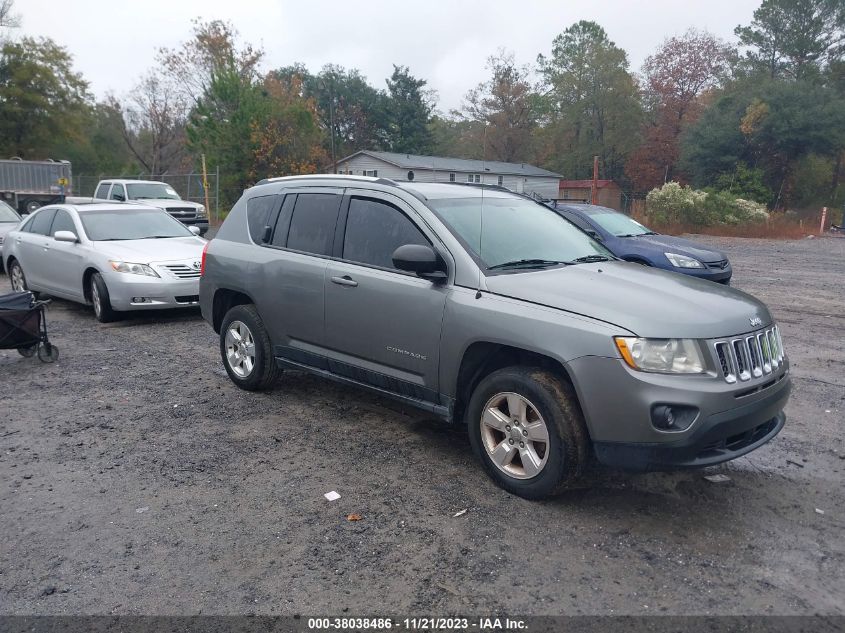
left=330, top=275, right=358, bottom=287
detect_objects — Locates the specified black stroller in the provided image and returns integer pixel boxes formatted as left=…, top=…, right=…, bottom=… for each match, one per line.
left=0, top=291, right=59, bottom=362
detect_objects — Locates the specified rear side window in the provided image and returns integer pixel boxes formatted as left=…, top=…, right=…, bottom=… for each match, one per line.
left=95, top=183, right=110, bottom=199
left=50, top=210, right=77, bottom=237
left=109, top=184, right=126, bottom=200
left=246, top=195, right=278, bottom=243
left=342, top=198, right=429, bottom=269
left=285, top=194, right=342, bottom=256
left=27, top=209, right=57, bottom=235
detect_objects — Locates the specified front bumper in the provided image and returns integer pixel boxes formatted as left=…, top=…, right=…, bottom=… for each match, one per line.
left=567, top=355, right=790, bottom=471
left=103, top=271, right=200, bottom=311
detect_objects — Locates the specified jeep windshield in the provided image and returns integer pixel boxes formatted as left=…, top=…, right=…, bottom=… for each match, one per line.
left=125, top=183, right=182, bottom=201
left=428, top=197, right=614, bottom=270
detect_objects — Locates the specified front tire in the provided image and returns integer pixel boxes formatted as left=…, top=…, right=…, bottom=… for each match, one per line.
left=90, top=272, right=118, bottom=323
left=467, top=367, right=589, bottom=499
left=219, top=304, right=280, bottom=391
left=8, top=260, right=28, bottom=293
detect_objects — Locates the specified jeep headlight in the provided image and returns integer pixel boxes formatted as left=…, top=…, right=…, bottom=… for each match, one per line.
left=614, top=337, right=705, bottom=374
left=109, top=260, right=160, bottom=277
left=664, top=252, right=704, bottom=269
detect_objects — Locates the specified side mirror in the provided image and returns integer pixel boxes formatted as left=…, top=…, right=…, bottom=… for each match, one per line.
left=392, top=244, right=447, bottom=281
left=113, top=194, right=125, bottom=202
left=53, top=230, right=78, bottom=243
left=188, top=226, right=202, bottom=236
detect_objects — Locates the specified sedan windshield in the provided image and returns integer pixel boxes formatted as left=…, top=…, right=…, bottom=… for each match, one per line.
left=0, top=200, right=21, bottom=222
left=80, top=210, right=193, bottom=241
left=588, top=210, right=654, bottom=237
left=125, top=183, right=181, bottom=200
left=428, top=197, right=613, bottom=270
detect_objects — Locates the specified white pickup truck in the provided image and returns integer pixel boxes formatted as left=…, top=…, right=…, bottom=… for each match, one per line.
left=67, top=179, right=209, bottom=235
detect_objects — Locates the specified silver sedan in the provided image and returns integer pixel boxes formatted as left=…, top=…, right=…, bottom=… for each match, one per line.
left=1, top=203, right=207, bottom=322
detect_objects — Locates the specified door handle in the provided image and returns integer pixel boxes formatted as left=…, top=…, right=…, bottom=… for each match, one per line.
left=330, top=275, right=358, bottom=287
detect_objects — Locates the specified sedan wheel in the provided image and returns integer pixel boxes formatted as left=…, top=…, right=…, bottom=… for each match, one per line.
left=9, top=262, right=27, bottom=292
left=224, top=320, right=256, bottom=378
left=480, top=392, right=550, bottom=479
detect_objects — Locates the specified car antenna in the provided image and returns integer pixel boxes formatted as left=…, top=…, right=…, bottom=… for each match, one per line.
left=476, top=123, right=488, bottom=300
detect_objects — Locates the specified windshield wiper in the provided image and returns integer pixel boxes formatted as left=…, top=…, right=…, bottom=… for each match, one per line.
left=142, top=235, right=178, bottom=239
left=488, top=259, right=567, bottom=270
left=573, top=255, right=612, bottom=263
left=98, top=238, right=132, bottom=241
left=618, top=232, right=657, bottom=237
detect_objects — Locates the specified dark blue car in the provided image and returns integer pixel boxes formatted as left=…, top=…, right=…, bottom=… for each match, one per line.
left=551, top=203, right=732, bottom=284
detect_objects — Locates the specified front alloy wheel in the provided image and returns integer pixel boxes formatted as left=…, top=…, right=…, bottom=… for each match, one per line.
left=480, top=392, right=550, bottom=479
left=224, top=320, right=256, bottom=378
left=9, top=261, right=27, bottom=292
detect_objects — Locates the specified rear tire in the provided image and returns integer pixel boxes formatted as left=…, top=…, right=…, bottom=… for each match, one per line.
left=90, top=272, right=117, bottom=323
left=219, top=304, right=280, bottom=391
left=467, top=366, right=589, bottom=499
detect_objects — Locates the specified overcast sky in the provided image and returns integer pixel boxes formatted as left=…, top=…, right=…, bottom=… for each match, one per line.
left=16, top=0, right=761, bottom=111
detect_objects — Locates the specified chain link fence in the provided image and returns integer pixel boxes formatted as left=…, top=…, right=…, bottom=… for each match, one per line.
left=73, top=170, right=222, bottom=221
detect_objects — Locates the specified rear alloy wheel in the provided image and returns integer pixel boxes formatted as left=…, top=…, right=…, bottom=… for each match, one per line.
left=9, top=260, right=27, bottom=293
left=219, top=304, right=280, bottom=391
left=467, top=367, right=589, bottom=499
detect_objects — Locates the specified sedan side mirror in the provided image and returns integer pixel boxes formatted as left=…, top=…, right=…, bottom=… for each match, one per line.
left=392, top=244, right=447, bottom=281
left=188, top=226, right=202, bottom=236
left=53, top=230, right=78, bottom=243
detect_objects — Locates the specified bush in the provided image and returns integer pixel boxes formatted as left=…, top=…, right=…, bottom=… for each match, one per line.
left=646, top=182, right=769, bottom=227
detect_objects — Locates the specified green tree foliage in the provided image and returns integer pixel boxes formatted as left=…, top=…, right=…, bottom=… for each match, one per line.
left=537, top=21, right=642, bottom=181
left=735, top=0, right=845, bottom=80
left=275, top=64, right=390, bottom=164
left=682, top=78, right=845, bottom=207
left=459, top=50, right=538, bottom=162
left=384, top=65, right=434, bottom=154
left=428, top=115, right=485, bottom=159
left=0, top=37, right=90, bottom=158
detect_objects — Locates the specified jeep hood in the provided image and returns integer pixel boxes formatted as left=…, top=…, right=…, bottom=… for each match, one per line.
left=483, top=261, right=771, bottom=339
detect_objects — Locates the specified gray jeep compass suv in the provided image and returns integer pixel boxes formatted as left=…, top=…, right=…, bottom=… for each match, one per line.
left=199, top=175, right=790, bottom=499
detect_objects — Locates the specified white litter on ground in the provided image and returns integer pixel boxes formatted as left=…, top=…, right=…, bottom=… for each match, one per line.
left=453, top=509, right=468, bottom=517
left=703, top=474, right=731, bottom=483
left=324, top=491, right=341, bottom=501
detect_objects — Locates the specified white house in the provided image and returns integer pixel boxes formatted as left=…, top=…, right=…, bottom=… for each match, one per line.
left=332, top=150, right=562, bottom=199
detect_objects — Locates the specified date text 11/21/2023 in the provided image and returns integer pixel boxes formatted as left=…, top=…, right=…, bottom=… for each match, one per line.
left=306, top=617, right=527, bottom=631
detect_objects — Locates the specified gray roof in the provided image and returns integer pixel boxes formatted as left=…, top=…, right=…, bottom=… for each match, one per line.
left=339, top=150, right=562, bottom=179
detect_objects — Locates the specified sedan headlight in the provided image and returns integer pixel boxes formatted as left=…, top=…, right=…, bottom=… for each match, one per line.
left=664, top=252, right=704, bottom=269
left=109, top=260, right=160, bottom=277
left=614, top=337, right=705, bottom=374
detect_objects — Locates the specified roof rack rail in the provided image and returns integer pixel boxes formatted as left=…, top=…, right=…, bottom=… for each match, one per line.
left=255, top=174, right=399, bottom=187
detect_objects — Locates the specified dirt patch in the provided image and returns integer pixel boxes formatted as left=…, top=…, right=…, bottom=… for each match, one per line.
left=1, top=235, right=843, bottom=615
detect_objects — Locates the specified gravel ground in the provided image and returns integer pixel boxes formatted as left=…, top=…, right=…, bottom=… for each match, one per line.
left=0, top=235, right=843, bottom=616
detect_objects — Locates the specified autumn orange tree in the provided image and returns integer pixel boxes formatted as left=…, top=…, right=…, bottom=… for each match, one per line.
left=626, top=29, right=733, bottom=192
left=249, top=73, right=327, bottom=181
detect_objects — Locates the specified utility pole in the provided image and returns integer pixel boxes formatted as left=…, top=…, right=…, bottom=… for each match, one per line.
left=328, top=80, right=337, bottom=174
left=201, top=154, right=211, bottom=222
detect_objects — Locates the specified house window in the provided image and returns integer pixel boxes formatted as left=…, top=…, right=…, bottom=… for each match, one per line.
left=363, top=170, right=378, bottom=177
left=449, top=173, right=456, bottom=182
left=497, top=175, right=503, bottom=186
left=407, top=170, right=415, bottom=181
left=467, top=174, right=481, bottom=183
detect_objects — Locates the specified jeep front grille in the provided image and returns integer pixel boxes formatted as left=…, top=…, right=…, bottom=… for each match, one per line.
left=713, top=325, right=784, bottom=383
